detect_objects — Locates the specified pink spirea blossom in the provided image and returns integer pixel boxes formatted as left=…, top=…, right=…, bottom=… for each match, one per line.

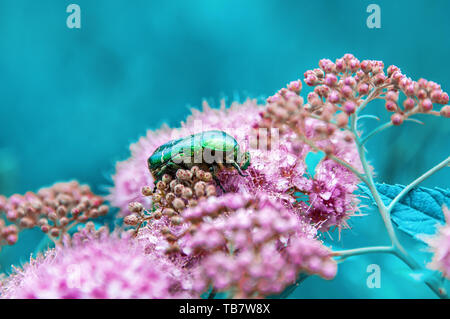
left=109, top=97, right=361, bottom=231
left=178, top=193, right=336, bottom=297
left=427, top=206, right=450, bottom=279
left=1, top=232, right=195, bottom=299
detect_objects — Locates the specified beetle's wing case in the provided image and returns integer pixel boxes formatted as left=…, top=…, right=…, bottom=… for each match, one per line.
left=200, top=130, right=238, bottom=151
left=148, top=137, right=186, bottom=169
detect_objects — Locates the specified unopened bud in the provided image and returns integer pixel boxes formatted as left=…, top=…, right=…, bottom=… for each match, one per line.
left=50, top=228, right=60, bottom=237
left=172, top=198, right=185, bottom=211
left=20, top=217, right=35, bottom=228
left=391, top=113, right=404, bottom=126
left=141, top=186, right=153, bottom=196
left=162, top=174, right=172, bottom=183
left=440, top=105, right=450, bottom=118
left=128, top=202, right=144, bottom=213
left=124, top=214, right=140, bottom=226
left=336, top=113, right=349, bottom=128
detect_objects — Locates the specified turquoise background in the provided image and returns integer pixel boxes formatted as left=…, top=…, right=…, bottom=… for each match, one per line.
left=0, top=0, right=449, bottom=298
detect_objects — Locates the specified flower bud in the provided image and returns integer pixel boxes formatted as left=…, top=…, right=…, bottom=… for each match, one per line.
left=385, top=101, right=397, bottom=112
left=50, top=228, right=60, bottom=237
left=358, top=83, right=369, bottom=95
left=124, top=214, right=140, bottom=226
left=403, top=98, right=415, bottom=111
left=170, top=216, right=183, bottom=226
left=98, top=205, right=109, bottom=216
left=172, top=198, right=185, bottom=211
left=420, top=98, right=433, bottom=112
left=6, top=234, right=17, bottom=245
left=181, top=188, right=193, bottom=199
left=141, top=186, right=153, bottom=196
left=336, top=113, right=349, bottom=128
left=128, top=202, right=144, bottom=213
left=440, top=105, right=450, bottom=118
left=20, top=217, right=35, bottom=228
left=206, top=185, right=217, bottom=197
left=386, top=90, right=399, bottom=102
left=162, top=208, right=176, bottom=217
left=156, top=181, right=166, bottom=190
left=162, top=174, right=172, bottom=184
left=6, top=210, right=18, bottom=221
left=202, top=172, right=213, bottom=183
left=341, top=85, right=353, bottom=98
left=287, top=80, right=302, bottom=93
left=165, top=192, right=176, bottom=203
left=327, top=91, right=340, bottom=104
left=59, top=217, right=69, bottom=227
left=57, top=206, right=67, bottom=217
left=343, top=101, right=356, bottom=114
left=174, top=184, right=184, bottom=196
left=391, top=113, right=404, bottom=126
left=324, top=74, right=337, bottom=86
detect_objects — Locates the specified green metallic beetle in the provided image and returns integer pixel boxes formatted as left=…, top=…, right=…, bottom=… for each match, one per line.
left=148, top=130, right=250, bottom=188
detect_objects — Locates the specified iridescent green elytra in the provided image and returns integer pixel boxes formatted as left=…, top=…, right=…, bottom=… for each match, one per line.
left=148, top=130, right=250, bottom=187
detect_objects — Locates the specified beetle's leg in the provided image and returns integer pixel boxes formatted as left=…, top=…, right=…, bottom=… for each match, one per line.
left=210, top=166, right=226, bottom=193
left=232, top=162, right=248, bottom=177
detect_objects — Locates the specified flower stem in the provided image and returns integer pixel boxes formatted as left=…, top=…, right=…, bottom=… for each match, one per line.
left=333, top=245, right=394, bottom=259
left=297, top=134, right=368, bottom=185
left=386, top=156, right=450, bottom=214
left=348, top=107, right=448, bottom=299
left=361, top=121, right=393, bottom=145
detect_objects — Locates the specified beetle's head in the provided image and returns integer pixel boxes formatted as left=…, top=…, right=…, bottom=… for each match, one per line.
left=240, top=151, right=251, bottom=170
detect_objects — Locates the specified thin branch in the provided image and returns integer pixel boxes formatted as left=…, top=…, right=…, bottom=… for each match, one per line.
left=387, top=156, right=450, bottom=214
left=361, top=121, right=393, bottom=145
left=332, top=245, right=394, bottom=259
left=298, top=134, right=368, bottom=185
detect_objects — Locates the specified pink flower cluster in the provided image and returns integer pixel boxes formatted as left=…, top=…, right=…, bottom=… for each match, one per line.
left=0, top=181, right=108, bottom=247
left=178, top=193, right=336, bottom=298
left=303, top=54, right=450, bottom=125
left=427, top=206, right=450, bottom=279
left=1, top=231, right=194, bottom=299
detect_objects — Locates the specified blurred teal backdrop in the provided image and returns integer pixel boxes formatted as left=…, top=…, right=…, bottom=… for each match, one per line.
left=0, top=0, right=449, bottom=298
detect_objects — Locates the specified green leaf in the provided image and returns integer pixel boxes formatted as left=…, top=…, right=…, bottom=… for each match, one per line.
left=359, top=183, right=449, bottom=243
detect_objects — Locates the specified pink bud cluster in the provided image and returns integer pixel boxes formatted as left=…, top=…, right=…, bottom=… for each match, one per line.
left=304, top=54, right=449, bottom=125
left=124, top=166, right=217, bottom=252
left=178, top=193, right=335, bottom=298
left=0, top=181, right=108, bottom=247
left=427, top=206, right=450, bottom=279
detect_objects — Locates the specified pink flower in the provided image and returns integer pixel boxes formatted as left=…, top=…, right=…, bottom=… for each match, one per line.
left=175, top=193, right=335, bottom=298
left=1, top=232, right=195, bottom=299
left=427, top=206, right=450, bottom=279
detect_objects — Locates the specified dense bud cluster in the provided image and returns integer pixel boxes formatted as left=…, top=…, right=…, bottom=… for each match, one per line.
left=124, top=166, right=217, bottom=244
left=260, top=54, right=449, bottom=149
left=0, top=181, right=108, bottom=247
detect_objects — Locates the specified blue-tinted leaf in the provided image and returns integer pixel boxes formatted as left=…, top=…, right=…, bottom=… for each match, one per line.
left=359, top=183, right=449, bottom=243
